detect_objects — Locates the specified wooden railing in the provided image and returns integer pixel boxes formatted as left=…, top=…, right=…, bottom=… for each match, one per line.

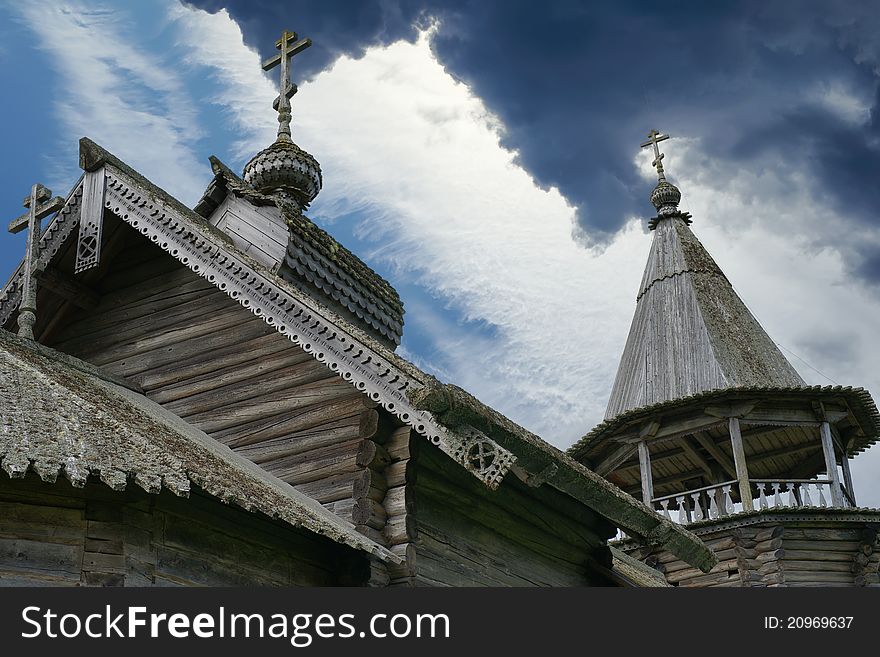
left=749, top=479, right=848, bottom=510
left=650, top=478, right=851, bottom=525
left=652, top=480, right=738, bottom=523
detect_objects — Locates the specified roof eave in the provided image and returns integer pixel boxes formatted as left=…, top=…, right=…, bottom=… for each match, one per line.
left=409, top=382, right=718, bottom=572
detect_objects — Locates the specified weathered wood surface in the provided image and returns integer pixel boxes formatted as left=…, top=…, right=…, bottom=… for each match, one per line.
left=622, top=520, right=880, bottom=587
left=0, top=474, right=366, bottom=587
left=47, top=239, right=378, bottom=523
left=410, top=443, right=608, bottom=587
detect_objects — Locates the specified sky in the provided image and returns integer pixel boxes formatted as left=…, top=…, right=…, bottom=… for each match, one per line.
left=1, top=0, right=880, bottom=505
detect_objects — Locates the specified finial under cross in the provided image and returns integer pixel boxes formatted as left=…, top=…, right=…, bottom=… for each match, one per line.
left=7, top=183, right=64, bottom=339
left=262, top=30, right=312, bottom=143
left=640, top=129, right=670, bottom=182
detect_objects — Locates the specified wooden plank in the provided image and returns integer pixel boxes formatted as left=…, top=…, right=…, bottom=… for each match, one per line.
left=694, top=431, right=737, bottom=479
left=819, top=421, right=844, bottom=507
left=728, top=417, right=753, bottom=512
left=637, top=440, right=653, bottom=506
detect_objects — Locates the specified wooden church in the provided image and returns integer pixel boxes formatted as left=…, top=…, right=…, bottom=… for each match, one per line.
left=570, top=131, right=880, bottom=586
left=0, top=31, right=713, bottom=587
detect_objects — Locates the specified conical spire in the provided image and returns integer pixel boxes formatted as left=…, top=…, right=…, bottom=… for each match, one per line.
left=605, top=132, right=805, bottom=419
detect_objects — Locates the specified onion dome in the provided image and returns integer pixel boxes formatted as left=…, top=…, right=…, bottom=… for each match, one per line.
left=242, top=137, right=322, bottom=211
left=650, top=179, right=681, bottom=216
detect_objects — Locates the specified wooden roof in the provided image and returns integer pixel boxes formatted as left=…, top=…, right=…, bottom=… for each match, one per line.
left=0, top=137, right=716, bottom=572
left=605, top=215, right=805, bottom=420
left=0, top=328, right=398, bottom=563
left=194, top=155, right=405, bottom=346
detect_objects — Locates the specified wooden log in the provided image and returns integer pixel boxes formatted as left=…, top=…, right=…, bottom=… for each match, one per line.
left=183, top=379, right=358, bottom=434
left=384, top=514, right=416, bottom=546
left=354, top=524, right=385, bottom=545
left=264, top=439, right=362, bottom=486
left=293, top=476, right=354, bottom=505
left=783, top=549, right=853, bottom=562
left=136, top=331, right=283, bottom=390
left=353, top=469, right=387, bottom=503
left=385, top=460, right=410, bottom=488
left=383, top=485, right=413, bottom=518
left=387, top=542, right=416, bottom=580
left=385, top=427, right=412, bottom=461
left=236, top=419, right=361, bottom=465
left=359, top=409, right=380, bottom=441
left=219, top=397, right=367, bottom=448
left=753, top=525, right=784, bottom=543
left=783, top=540, right=861, bottom=552
left=357, top=440, right=391, bottom=470
left=352, top=498, right=387, bottom=530
left=783, top=570, right=855, bottom=584
left=149, top=346, right=311, bottom=405
left=168, top=358, right=331, bottom=419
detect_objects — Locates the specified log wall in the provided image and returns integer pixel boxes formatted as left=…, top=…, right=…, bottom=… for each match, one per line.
left=46, top=238, right=375, bottom=523
left=410, top=443, right=610, bottom=587
left=0, top=474, right=366, bottom=587
left=624, top=520, right=880, bottom=587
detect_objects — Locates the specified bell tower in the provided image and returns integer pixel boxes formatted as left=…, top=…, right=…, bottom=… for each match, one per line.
left=570, top=131, right=880, bottom=586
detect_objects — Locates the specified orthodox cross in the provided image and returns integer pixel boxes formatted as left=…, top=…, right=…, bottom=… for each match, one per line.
left=262, top=30, right=312, bottom=142
left=640, top=129, right=670, bottom=181
left=7, top=184, right=64, bottom=339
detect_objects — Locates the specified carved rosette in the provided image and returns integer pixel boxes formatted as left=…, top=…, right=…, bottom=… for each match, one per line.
left=242, top=139, right=322, bottom=211
left=450, top=426, right=516, bottom=490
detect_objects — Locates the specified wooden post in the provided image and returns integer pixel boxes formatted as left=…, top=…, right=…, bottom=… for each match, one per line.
left=728, top=417, right=753, bottom=513
left=819, top=421, right=845, bottom=508
left=637, top=440, right=654, bottom=507
left=840, top=449, right=856, bottom=507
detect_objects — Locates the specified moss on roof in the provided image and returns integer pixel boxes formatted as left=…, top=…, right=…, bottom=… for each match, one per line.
left=0, top=328, right=398, bottom=563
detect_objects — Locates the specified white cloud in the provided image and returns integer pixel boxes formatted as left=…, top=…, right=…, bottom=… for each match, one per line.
left=148, top=5, right=880, bottom=506
left=13, top=0, right=208, bottom=203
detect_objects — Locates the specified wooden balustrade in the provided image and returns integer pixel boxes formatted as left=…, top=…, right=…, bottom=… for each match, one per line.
left=650, top=478, right=851, bottom=525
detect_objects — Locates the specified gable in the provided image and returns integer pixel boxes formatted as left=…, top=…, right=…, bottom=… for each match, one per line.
left=0, top=138, right=716, bottom=571
left=43, top=232, right=379, bottom=522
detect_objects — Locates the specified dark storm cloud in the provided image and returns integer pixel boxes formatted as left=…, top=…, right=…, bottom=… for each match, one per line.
left=185, top=0, right=880, bottom=281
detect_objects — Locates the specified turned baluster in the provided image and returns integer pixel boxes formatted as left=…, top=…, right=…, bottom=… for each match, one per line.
left=721, top=485, right=734, bottom=516
left=691, top=493, right=704, bottom=521
left=659, top=499, right=670, bottom=520
left=758, top=483, right=769, bottom=510
left=801, top=483, right=813, bottom=507
left=677, top=495, right=688, bottom=524
left=772, top=482, right=782, bottom=507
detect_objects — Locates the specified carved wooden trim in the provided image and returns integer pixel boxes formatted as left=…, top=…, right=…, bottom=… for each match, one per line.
left=101, top=166, right=515, bottom=489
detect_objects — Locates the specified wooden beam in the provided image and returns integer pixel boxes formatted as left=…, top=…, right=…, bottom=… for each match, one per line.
left=38, top=266, right=100, bottom=309
left=819, top=421, right=845, bottom=508
left=637, top=441, right=653, bottom=506
left=694, top=431, right=737, bottom=479
left=593, top=443, right=638, bottom=476
left=673, top=436, right=713, bottom=478
left=728, top=417, right=753, bottom=513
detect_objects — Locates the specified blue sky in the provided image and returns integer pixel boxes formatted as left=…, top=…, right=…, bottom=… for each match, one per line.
left=2, top=0, right=880, bottom=504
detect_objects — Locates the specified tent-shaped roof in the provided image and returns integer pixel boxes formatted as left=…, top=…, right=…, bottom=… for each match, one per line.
left=605, top=213, right=805, bottom=420
left=0, top=137, right=716, bottom=572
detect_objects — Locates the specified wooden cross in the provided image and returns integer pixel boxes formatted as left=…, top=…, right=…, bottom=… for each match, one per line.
left=640, top=129, right=670, bottom=181
left=7, top=183, right=64, bottom=339
left=262, top=30, right=312, bottom=142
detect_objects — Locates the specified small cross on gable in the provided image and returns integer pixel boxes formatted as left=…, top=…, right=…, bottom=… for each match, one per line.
left=6, top=184, right=64, bottom=339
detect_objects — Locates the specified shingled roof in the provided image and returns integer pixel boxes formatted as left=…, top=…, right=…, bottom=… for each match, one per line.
left=0, top=138, right=716, bottom=572
left=0, top=328, right=398, bottom=563
left=604, top=214, right=805, bottom=420
left=194, top=155, right=405, bottom=346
